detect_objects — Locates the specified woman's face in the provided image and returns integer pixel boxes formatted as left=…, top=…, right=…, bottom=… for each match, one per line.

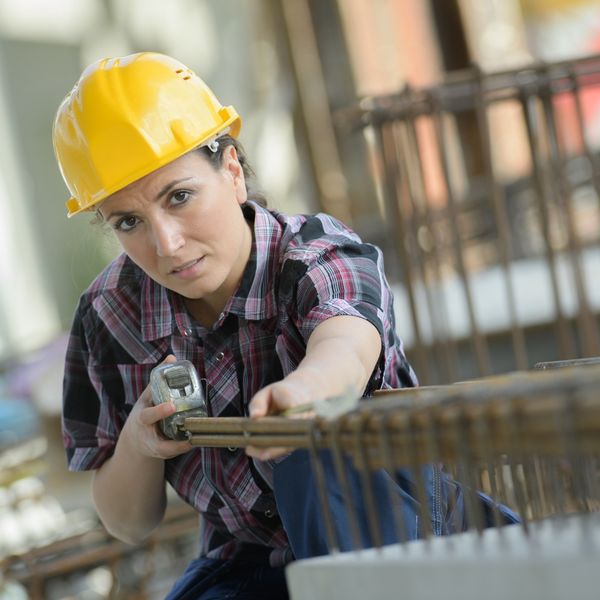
left=99, top=146, right=252, bottom=320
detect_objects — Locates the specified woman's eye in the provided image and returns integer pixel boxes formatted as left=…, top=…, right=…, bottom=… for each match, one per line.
left=171, top=190, right=190, bottom=205
left=114, top=215, right=139, bottom=232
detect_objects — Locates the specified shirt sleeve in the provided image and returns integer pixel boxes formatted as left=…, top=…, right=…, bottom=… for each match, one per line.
left=286, top=238, right=415, bottom=392
left=62, top=299, right=125, bottom=471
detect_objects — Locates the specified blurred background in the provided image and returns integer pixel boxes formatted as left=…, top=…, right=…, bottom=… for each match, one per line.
left=2, top=0, right=600, bottom=597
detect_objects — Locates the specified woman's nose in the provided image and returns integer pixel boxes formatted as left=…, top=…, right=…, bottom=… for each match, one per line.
left=151, top=219, right=184, bottom=257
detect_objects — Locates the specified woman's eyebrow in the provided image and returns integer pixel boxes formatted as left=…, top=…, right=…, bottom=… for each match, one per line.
left=156, top=177, right=195, bottom=200
left=103, top=177, right=196, bottom=220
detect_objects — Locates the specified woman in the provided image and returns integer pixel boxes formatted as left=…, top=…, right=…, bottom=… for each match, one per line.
left=54, top=52, right=515, bottom=599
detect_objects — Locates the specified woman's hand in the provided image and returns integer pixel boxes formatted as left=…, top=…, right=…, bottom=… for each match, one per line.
left=246, top=373, right=318, bottom=461
left=121, top=355, right=193, bottom=460
left=248, top=375, right=316, bottom=419
left=92, top=354, right=193, bottom=542
left=245, top=316, right=381, bottom=462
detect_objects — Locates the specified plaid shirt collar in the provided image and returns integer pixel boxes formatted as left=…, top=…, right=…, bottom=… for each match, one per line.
left=139, top=201, right=280, bottom=342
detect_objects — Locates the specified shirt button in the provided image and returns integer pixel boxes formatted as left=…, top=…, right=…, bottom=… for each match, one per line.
left=182, top=328, right=192, bottom=337
left=264, top=508, right=275, bottom=518
left=216, top=351, right=225, bottom=361
left=227, top=447, right=237, bottom=452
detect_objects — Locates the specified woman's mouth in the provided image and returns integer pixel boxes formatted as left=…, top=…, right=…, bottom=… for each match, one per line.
left=170, top=257, right=204, bottom=279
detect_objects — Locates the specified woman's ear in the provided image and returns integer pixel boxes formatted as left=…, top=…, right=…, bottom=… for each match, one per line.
left=222, top=145, right=247, bottom=205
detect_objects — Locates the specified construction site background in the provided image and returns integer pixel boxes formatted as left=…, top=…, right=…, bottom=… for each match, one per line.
left=1, top=1, right=600, bottom=597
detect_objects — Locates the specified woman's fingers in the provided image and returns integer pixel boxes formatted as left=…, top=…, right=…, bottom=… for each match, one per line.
left=249, top=381, right=311, bottom=418
left=139, top=397, right=177, bottom=426
left=125, top=373, right=193, bottom=459
left=246, top=381, right=312, bottom=460
left=248, top=386, right=271, bottom=418
left=153, top=437, right=193, bottom=459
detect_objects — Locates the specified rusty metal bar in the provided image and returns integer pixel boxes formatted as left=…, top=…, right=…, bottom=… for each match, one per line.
left=387, top=118, right=437, bottom=384
left=540, top=75, right=600, bottom=357
left=2, top=505, right=199, bottom=595
left=473, top=405, right=504, bottom=530
left=535, top=356, right=600, bottom=369
left=336, top=55, right=600, bottom=130
left=453, top=402, right=486, bottom=533
left=568, top=67, right=600, bottom=222
left=402, top=108, right=459, bottom=382
left=352, top=417, right=384, bottom=548
left=329, top=418, right=364, bottom=550
left=375, top=413, right=410, bottom=544
left=405, top=409, right=434, bottom=540
left=279, top=0, right=352, bottom=223
left=519, top=89, right=577, bottom=359
left=374, top=123, right=431, bottom=383
left=430, top=93, right=491, bottom=376
left=473, top=68, right=528, bottom=371
left=307, top=422, right=340, bottom=554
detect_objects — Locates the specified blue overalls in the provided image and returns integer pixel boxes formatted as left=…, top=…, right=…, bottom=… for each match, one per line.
left=166, top=449, right=519, bottom=599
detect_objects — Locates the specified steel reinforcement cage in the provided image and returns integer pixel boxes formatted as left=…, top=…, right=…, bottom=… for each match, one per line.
left=336, top=54, right=600, bottom=385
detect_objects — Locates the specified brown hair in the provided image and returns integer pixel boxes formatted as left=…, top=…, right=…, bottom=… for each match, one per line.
left=197, top=135, right=267, bottom=207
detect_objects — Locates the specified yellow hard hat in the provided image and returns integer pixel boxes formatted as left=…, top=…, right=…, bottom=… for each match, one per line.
left=53, top=52, right=241, bottom=217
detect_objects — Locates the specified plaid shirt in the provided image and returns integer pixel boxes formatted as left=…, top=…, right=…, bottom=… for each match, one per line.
left=62, top=201, right=417, bottom=566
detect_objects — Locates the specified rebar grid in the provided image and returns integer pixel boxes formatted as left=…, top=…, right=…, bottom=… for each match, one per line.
left=185, top=364, right=600, bottom=550
left=185, top=366, right=600, bottom=460
left=338, top=54, right=600, bottom=384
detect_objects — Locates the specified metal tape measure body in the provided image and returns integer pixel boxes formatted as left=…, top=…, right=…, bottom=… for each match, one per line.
left=150, top=360, right=207, bottom=440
